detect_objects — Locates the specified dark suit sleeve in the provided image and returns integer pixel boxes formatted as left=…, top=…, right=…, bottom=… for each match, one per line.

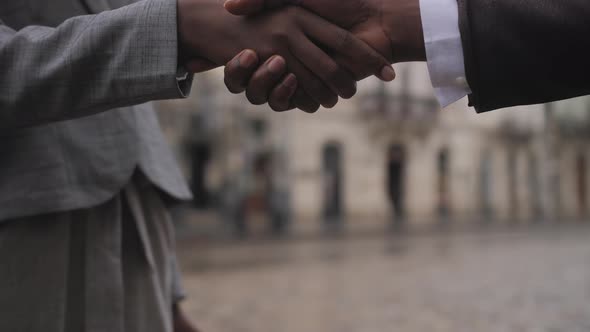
left=0, top=0, right=192, bottom=130
left=457, top=0, right=590, bottom=112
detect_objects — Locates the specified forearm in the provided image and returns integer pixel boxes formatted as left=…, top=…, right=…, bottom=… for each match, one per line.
left=380, top=0, right=426, bottom=63
left=0, top=0, right=191, bottom=129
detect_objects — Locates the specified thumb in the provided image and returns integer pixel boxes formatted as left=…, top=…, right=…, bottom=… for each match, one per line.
left=185, top=58, right=218, bottom=73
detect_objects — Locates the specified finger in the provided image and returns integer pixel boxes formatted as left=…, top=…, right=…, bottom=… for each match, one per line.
left=245, top=55, right=288, bottom=105
left=223, top=0, right=264, bottom=15
left=289, top=35, right=358, bottom=99
left=185, top=58, right=218, bottom=73
left=224, top=0, right=296, bottom=16
left=298, top=12, right=395, bottom=82
left=223, top=49, right=259, bottom=94
left=268, top=73, right=298, bottom=112
left=283, top=52, right=338, bottom=108
left=380, top=65, right=396, bottom=81
left=292, top=88, right=320, bottom=113
left=335, top=54, right=396, bottom=82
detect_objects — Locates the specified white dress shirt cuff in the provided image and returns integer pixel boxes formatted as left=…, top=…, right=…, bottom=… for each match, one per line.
left=420, top=0, right=471, bottom=107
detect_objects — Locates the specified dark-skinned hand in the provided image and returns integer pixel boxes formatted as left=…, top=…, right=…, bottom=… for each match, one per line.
left=178, top=0, right=395, bottom=112
left=220, top=0, right=426, bottom=110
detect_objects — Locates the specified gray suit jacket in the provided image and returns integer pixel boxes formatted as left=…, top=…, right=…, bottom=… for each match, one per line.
left=0, top=0, right=192, bottom=221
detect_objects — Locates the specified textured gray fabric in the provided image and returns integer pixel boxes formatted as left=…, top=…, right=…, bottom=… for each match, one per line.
left=0, top=176, right=184, bottom=332
left=0, top=0, right=193, bottom=221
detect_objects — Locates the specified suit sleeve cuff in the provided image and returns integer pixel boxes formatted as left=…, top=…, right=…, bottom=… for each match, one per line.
left=176, top=67, right=193, bottom=98
left=124, top=0, right=193, bottom=100
left=420, top=0, right=471, bottom=107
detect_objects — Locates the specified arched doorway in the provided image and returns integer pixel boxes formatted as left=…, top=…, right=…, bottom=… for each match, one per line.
left=507, top=149, right=518, bottom=221
left=387, top=144, right=406, bottom=225
left=437, top=148, right=451, bottom=220
left=528, top=152, right=542, bottom=221
left=479, top=151, right=493, bottom=221
left=322, top=142, right=344, bottom=228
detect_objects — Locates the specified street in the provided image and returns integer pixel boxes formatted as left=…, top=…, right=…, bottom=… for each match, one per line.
left=178, top=225, right=590, bottom=332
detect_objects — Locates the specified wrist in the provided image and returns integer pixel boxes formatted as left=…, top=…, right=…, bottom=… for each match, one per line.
left=177, top=0, right=193, bottom=61
left=177, top=0, right=241, bottom=65
left=381, top=0, right=426, bottom=63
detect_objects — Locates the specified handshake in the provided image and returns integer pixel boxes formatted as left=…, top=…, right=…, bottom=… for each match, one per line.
left=177, top=0, right=426, bottom=113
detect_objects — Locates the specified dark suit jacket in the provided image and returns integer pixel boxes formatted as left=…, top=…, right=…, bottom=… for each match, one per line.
left=457, top=0, right=590, bottom=112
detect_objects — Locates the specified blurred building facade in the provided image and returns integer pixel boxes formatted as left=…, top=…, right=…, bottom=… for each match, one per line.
left=157, top=63, right=590, bottom=232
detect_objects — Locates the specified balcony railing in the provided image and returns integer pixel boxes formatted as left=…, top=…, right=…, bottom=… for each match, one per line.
left=358, top=90, right=439, bottom=138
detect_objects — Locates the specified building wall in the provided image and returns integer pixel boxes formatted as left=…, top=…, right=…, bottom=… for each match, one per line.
left=283, top=64, right=554, bottom=225
left=156, top=65, right=590, bottom=228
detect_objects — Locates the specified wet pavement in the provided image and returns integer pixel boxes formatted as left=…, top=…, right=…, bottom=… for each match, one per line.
left=178, top=224, right=590, bottom=332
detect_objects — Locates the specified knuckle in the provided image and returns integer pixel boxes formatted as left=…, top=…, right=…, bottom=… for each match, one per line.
left=270, top=31, right=290, bottom=49
left=269, top=86, right=294, bottom=112
left=335, top=30, right=353, bottom=52
left=324, top=62, right=342, bottom=82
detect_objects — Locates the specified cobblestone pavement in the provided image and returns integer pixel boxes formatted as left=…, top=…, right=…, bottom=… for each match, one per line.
left=178, top=225, right=590, bottom=332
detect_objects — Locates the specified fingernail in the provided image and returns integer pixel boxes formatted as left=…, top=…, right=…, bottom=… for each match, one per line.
left=239, top=50, right=257, bottom=68
left=268, top=56, right=286, bottom=75
left=223, top=0, right=238, bottom=8
left=380, top=66, right=396, bottom=81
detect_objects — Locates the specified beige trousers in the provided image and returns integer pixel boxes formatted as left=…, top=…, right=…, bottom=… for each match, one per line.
left=0, top=173, right=185, bottom=332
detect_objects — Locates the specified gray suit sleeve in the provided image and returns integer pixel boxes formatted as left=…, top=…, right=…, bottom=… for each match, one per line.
left=0, top=0, right=192, bottom=129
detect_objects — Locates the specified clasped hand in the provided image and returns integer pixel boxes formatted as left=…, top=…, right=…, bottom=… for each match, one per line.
left=178, top=0, right=396, bottom=112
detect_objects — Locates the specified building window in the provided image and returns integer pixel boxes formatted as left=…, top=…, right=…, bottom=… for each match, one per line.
left=322, top=142, right=344, bottom=227
left=437, top=148, right=451, bottom=218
